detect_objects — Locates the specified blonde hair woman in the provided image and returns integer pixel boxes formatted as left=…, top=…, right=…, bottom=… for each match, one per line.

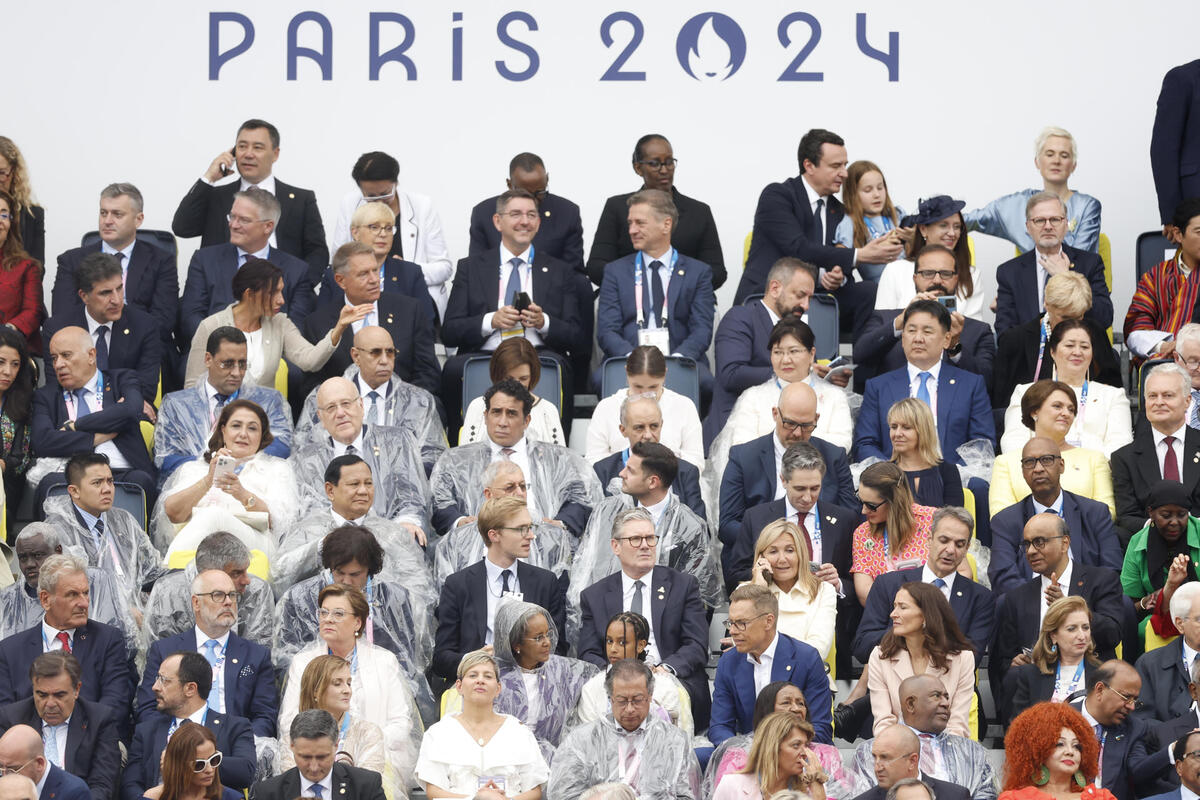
left=743, top=520, right=836, bottom=660
left=888, top=398, right=964, bottom=509
left=329, top=201, right=436, bottom=322
left=712, top=712, right=828, bottom=800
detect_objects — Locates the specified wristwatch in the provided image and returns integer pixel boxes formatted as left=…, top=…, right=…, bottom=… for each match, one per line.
left=243, top=495, right=257, bottom=509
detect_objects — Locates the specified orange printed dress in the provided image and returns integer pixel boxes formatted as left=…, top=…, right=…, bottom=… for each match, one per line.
left=850, top=504, right=937, bottom=579
left=998, top=785, right=1117, bottom=800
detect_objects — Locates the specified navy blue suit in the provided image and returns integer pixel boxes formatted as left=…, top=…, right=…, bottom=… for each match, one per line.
left=592, top=450, right=706, bottom=521
left=989, top=490, right=1123, bottom=594
left=317, top=255, right=436, bottom=326
left=718, top=432, right=856, bottom=548
left=993, top=245, right=1112, bottom=335
left=1152, top=59, right=1200, bottom=225
left=470, top=193, right=585, bottom=272
left=122, top=711, right=256, bottom=800
left=852, top=777, right=970, bottom=800
left=53, top=241, right=179, bottom=341
left=577, top=565, right=711, bottom=728
left=853, top=311, right=996, bottom=395
left=250, top=762, right=386, bottom=800
left=0, top=696, right=120, bottom=800
left=432, top=559, right=567, bottom=680
left=707, top=300, right=775, bottom=448
left=40, top=764, right=91, bottom=800
left=179, top=244, right=315, bottom=343
left=854, top=364, right=995, bottom=462
left=0, top=621, right=134, bottom=723
left=135, top=629, right=278, bottom=737
left=725, top=498, right=856, bottom=593
left=43, top=306, right=163, bottom=403
left=1135, top=637, right=1195, bottom=723
left=709, top=631, right=832, bottom=745
left=853, top=567, right=994, bottom=664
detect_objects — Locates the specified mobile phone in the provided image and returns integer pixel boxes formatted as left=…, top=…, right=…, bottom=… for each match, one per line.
left=513, top=291, right=532, bottom=313
left=219, top=147, right=236, bottom=177
left=937, top=295, right=957, bottom=311
left=1022, top=647, right=1034, bottom=659
left=760, top=567, right=774, bottom=585
left=808, top=563, right=821, bottom=574
left=826, top=355, right=847, bottom=370
left=213, top=454, right=237, bottom=480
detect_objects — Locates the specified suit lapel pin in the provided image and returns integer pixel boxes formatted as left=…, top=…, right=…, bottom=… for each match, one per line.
left=828, top=517, right=837, bottom=525
left=123, top=329, right=129, bottom=335
left=410, top=232, right=415, bottom=237
left=544, top=210, right=551, bottom=217
left=386, top=315, right=394, bottom=324
left=542, top=266, right=548, bottom=272
left=955, top=590, right=962, bottom=596
left=785, top=665, right=792, bottom=671
left=677, top=269, right=684, bottom=276
left=391, top=276, right=398, bottom=282
left=232, top=658, right=238, bottom=664
left=949, top=379, right=956, bottom=385
left=864, top=539, right=874, bottom=550
left=288, top=192, right=295, bottom=199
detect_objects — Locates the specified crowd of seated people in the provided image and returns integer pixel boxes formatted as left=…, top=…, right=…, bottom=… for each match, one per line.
left=4, top=102, right=1200, bottom=800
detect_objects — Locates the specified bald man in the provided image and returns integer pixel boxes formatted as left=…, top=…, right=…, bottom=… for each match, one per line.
left=32, top=326, right=157, bottom=513
left=0, top=775, right=37, bottom=800
left=850, top=724, right=970, bottom=800
left=0, top=725, right=89, bottom=800
left=718, top=381, right=856, bottom=548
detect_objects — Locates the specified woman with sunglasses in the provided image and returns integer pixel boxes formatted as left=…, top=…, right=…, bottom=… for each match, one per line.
left=141, top=721, right=241, bottom=800
left=850, top=462, right=939, bottom=606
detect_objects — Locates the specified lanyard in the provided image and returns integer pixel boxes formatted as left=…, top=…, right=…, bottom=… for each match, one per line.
left=810, top=507, right=823, bottom=561
left=634, top=250, right=677, bottom=328
left=41, top=628, right=70, bottom=652
left=621, top=448, right=630, bottom=466
left=327, top=644, right=360, bottom=676
left=864, top=215, right=895, bottom=240
left=498, top=246, right=535, bottom=306
left=1034, top=322, right=1050, bottom=382
left=64, top=373, right=104, bottom=422
left=1069, top=380, right=1089, bottom=445
left=1054, top=660, right=1086, bottom=699
left=363, top=576, right=375, bottom=644
left=209, top=387, right=241, bottom=427
left=337, top=712, right=352, bottom=753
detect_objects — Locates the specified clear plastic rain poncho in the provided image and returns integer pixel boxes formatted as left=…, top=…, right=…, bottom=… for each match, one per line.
left=141, top=562, right=275, bottom=648
left=546, top=711, right=701, bottom=800
left=704, top=734, right=863, bottom=800
left=153, top=383, right=294, bottom=480
left=290, top=425, right=431, bottom=527
left=273, top=571, right=436, bottom=725
left=150, top=452, right=300, bottom=558
left=853, top=734, right=999, bottom=800
left=432, top=519, right=572, bottom=590
left=0, top=568, right=140, bottom=659
left=293, top=367, right=447, bottom=474
left=490, top=601, right=599, bottom=763
left=573, top=667, right=694, bottom=738
left=429, top=441, right=603, bottom=535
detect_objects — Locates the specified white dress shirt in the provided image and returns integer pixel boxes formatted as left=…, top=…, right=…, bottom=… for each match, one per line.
left=83, top=308, right=112, bottom=349
left=751, top=632, right=781, bottom=697
left=100, top=239, right=135, bottom=285
left=73, top=370, right=131, bottom=469
left=356, top=374, right=390, bottom=427
left=41, top=619, right=75, bottom=652
left=906, top=360, right=943, bottom=424
left=484, top=556, right=521, bottom=645
left=621, top=570, right=660, bottom=664
left=235, top=242, right=271, bottom=268
left=1032, top=491, right=1065, bottom=516
left=638, top=493, right=671, bottom=530
left=331, top=509, right=367, bottom=527
left=481, top=244, right=549, bottom=349
left=301, top=769, right=334, bottom=800
left=195, top=626, right=231, bottom=713
left=488, top=436, right=540, bottom=520
left=798, top=176, right=833, bottom=254
left=345, top=295, right=379, bottom=334
left=920, top=565, right=956, bottom=602
left=204, top=380, right=236, bottom=426
left=72, top=504, right=107, bottom=552
left=1039, top=558, right=1073, bottom=626
left=331, top=429, right=365, bottom=458
left=773, top=433, right=787, bottom=500
left=1153, top=423, right=1189, bottom=478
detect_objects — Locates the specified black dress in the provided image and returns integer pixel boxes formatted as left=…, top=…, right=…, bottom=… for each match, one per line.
left=904, top=462, right=964, bottom=508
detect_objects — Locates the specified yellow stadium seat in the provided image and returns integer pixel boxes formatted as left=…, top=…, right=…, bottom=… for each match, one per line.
left=1146, top=625, right=1178, bottom=653
left=166, top=548, right=270, bottom=580
left=440, top=686, right=463, bottom=718
left=275, top=360, right=288, bottom=398
left=967, top=235, right=975, bottom=265
left=824, top=638, right=836, bottom=681
left=743, top=232, right=753, bottom=267
left=1098, top=233, right=1112, bottom=292
left=969, top=687, right=980, bottom=741
left=140, top=421, right=154, bottom=455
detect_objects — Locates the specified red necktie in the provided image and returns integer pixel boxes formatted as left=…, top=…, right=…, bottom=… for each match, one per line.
left=56, top=631, right=71, bottom=654
left=1164, top=436, right=1181, bottom=481
left=797, top=515, right=814, bottom=559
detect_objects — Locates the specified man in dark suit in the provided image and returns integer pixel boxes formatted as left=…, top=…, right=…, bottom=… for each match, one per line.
left=707, top=257, right=818, bottom=446
left=301, top=241, right=440, bottom=398
left=587, top=134, right=725, bottom=288
left=43, top=252, right=162, bottom=413
left=592, top=393, right=705, bottom=520
left=123, top=651, right=255, bottom=800
left=250, top=710, right=385, bottom=800
left=1113, top=364, right=1200, bottom=542
left=737, top=128, right=903, bottom=334
left=577, top=507, right=711, bottom=728
left=172, top=118, right=328, bottom=283
left=849, top=724, right=971, bottom=800
left=0, top=554, right=133, bottom=723
left=993, top=192, right=1112, bottom=335
left=855, top=507, right=993, bottom=664
left=0, top=725, right=90, bottom=800
left=854, top=245, right=996, bottom=393
left=719, top=381, right=856, bottom=549
left=178, top=186, right=316, bottom=342
left=1136, top=583, right=1200, bottom=723
left=0, top=652, right=119, bottom=800
left=432, top=495, right=568, bottom=680
left=990, top=437, right=1123, bottom=594
left=31, top=327, right=157, bottom=508
left=1144, top=729, right=1200, bottom=799
left=1152, top=60, right=1200, bottom=228
left=52, top=183, right=178, bottom=347
left=854, top=299, right=995, bottom=463
left=135, top=569, right=277, bottom=737
left=317, top=253, right=435, bottom=326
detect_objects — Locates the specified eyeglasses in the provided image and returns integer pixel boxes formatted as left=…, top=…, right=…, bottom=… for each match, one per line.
left=504, top=210, right=540, bottom=221
left=616, top=534, right=658, bottom=547
left=872, top=753, right=914, bottom=767
left=612, top=694, right=649, bottom=708
left=319, top=399, right=361, bottom=415
left=1182, top=750, right=1200, bottom=762
left=215, top=359, right=248, bottom=371
left=771, top=347, right=809, bottom=360
left=523, top=632, right=552, bottom=644
left=915, top=269, right=956, bottom=280
left=1023, top=534, right=1066, bottom=551
left=859, top=495, right=889, bottom=512
left=153, top=674, right=178, bottom=685
left=636, top=158, right=677, bottom=171
left=317, top=608, right=350, bottom=621
left=498, top=525, right=535, bottom=536
left=0, top=213, right=11, bottom=223
left=1020, top=455, right=1063, bottom=469
left=194, top=752, right=223, bottom=772
left=193, top=590, right=237, bottom=604
left=1029, top=216, right=1067, bottom=227
left=0, top=757, right=36, bottom=776
left=364, top=223, right=395, bottom=235
left=226, top=214, right=267, bottom=226
left=1101, top=683, right=1144, bottom=710
left=778, top=415, right=818, bottom=434
left=357, top=347, right=396, bottom=359
left=1175, top=353, right=1200, bottom=371
left=727, top=612, right=770, bottom=632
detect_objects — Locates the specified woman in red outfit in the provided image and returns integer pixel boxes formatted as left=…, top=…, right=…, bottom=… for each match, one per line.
left=1001, top=701, right=1115, bottom=800
left=0, top=188, right=44, bottom=352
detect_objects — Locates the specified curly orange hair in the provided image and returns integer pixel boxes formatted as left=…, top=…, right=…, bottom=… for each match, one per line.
left=1003, top=702, right=1098, bottom=792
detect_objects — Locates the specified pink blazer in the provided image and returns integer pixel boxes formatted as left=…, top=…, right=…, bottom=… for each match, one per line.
left=712, top=773, right=764, bottom=800
left=867, top=646, right=974, bottom=737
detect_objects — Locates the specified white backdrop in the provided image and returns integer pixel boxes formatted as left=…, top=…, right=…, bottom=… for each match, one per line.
left=9, top=1, right=1200, bottom=319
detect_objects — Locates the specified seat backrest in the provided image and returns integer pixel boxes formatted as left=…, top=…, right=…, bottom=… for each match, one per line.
left=463, top=355, right=563, bottom=416
left=535, top=356, right=563, bottom=415
left=1137, top=231, right=1176, bottom=280
left=742, top=293, right=765, bottom=307
left=808, top=294, right=840, bottom=361
left=46, top=481, right=147, bottom=531
left=79, top=229, right=179, bottom=267
left=1098, top=232, right=1112, bottom=292
left=663, top=356, right=700, bottom=407
left=600, top=357, right=629, bottom=399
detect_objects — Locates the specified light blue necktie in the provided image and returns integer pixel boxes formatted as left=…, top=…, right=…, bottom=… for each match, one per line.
left=167, top=717, right=182, bottom=740
left=366, top=391, right=381, bottom=425
left=916, top=371, right=933, bottom=407
left=74, top=388, right=91, bottom=417
left=503, top=258, right=523, bottom=306
left=932, top=578, right=947, bottom=589
left=309, top=785, right=325, bottom=799
left=203, top=639, right=221, bottom=712
left=44, top=725, right=61, bottom=767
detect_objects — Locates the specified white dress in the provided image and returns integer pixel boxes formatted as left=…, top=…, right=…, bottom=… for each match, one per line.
left=874, top=261, right=986, bottom=321
left=415, top=713, right=549, bottom=796
left=461, top=394, right=565, bottom=447
left=1000, top=380, right=1133, bottom=457
left=586, top=387, right=704, bottom=469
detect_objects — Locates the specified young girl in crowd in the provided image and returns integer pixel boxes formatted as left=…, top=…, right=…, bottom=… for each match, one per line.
left=836, top=161, right=906, bottom=282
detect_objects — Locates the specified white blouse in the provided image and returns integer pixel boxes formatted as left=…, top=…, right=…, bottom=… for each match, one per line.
left=586, top=387, right=704, bottom=470
left=415, top=713, right=549, bottom=796
left=461, top=394, right=565, bottom=447
left=874, top=261, right=986, bottom=321
left=737, top=578, right=837, bottom=660
left=1000, top=380, right=1133, bottom=457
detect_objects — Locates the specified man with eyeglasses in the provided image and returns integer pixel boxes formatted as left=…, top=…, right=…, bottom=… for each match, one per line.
left=547, top=658, right=701, bottom=799
left=123, top=651, right=255, bottom=800
left=155, top=326, right=293, bottom=485
left=433, top=496, right=567, bottom=682
left=719, top=381, right=856, bottom=550
left=576, top=505, right=711, bottom=730
left=849, top=725, right=970, bottom=800
left=1137, top=581, right=1200, bottom=728
left=990, top=437, right=1122, bottom=594
left=1170, top=323, right=1200, bottom=431
left=992, top=191, right=1111, bottom=336
left=1145, top=730, right=1200, bottom=800
left=179, top=186, right=315, bottom=343
left=0, top=725, right=88, bottom=800
left=173, top=118, right=328, bottom=285
left=588, top=134, right=725, bottom=289
left=855, top=245, right=996, bottom=394
left=135, top=570, right=276, bottom=738
left=1143, top=663, right=1200, bottom=792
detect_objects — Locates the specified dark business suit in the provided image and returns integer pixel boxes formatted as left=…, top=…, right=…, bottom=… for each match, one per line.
left=707, top=300, right=775, bottom=448
left=250, top=763, right=386, bottom=800
left=1005, top=661, right=1101, bottom=724
left=851, top=776, right=971, bottom=800
left=1112, top=429, right=1200, bottom=542
left=122, top=711, right=256, bottom=800
left=42, top=306, right=163, bottom=403
left=854, top=363, right=995, bottom=463
left=587, top=186, right=725, bottom=288
left=853, top=310, right=996, bottom=394
left=1067, top=696, right=1167, bottom=800
left=710, top=631, right=833, bottom=744
left=53, top=241, right=179, bottom=340
left=300, top=292, right=440, bottom=398
left=178, top=244, right=315, bottom=343
left=317, top=254, right=437, bottom=326
left=577, top=565, right=711, bottom=728
left=135, top=629, right=278, bottom=737
left=592, top=450, right=706, bottom=521
left=0, top=696, right=120, bottom=800
left=40, top=764, right=91, bottom=800
left=725, top=498, right=855, bottom=593
left=718, top=432, right=857, bottom=548
left=1152, top=59, right=1200, bottom=225
left=1148, top=709, right=1200, bottom=788
left=171, top=177, right=329, bottom=284
left=992, top=315, right=1122, bottom=411
left=432, top=559, right=567, bottom=679
left=994, top=245, right=1113, bottom=335
left=1135, top=637, right=1196, bottom=723
left=471, top=192, right=586, bottom=272
left=989, top=491, right=1123, bottom=595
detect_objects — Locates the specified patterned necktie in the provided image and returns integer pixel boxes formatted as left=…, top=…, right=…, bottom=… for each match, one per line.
left=500, top=447, right=515, bottom=459
left=917, top=733, right=944, bottom=778
left=366, top=391, right=381, bottom=425
left=631, top=580, right=644, bottom=616
left=916, top=371, right=933, bottom=407
left=95, top=327, right=110, bottom=371
left=44, top=725, right=61, bottom=767
left=167, top=717, right=181, bottom=740
left=1191, top=391, right=1200, bottom=430
left=309, top=784, right=324, bottom=800
left=203, top=640, right=221, bottom=712
left=55, top=631, right=71, bottom=654
left=345, top=444, right=357, bottom=456
left=504, top=258, right=523, bottom=306
left=1164, top=436, right=1181, bottom=481
left=933, top=578, right=947, bottom=589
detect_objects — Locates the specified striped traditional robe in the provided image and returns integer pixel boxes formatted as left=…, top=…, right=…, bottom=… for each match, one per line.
left=1123, top=254, right=1199, bottom=364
